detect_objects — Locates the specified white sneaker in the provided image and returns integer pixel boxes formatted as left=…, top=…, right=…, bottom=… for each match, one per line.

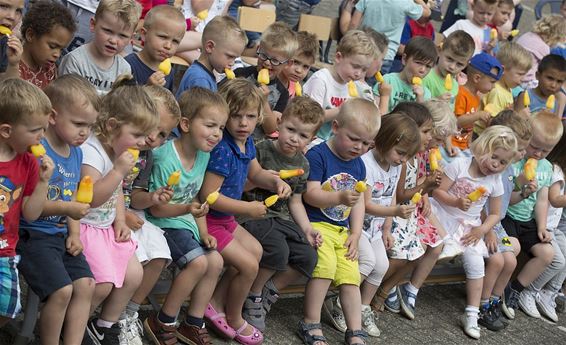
left=438, top=238, right=463, bottom=261
left=118, top=312, right=144, bottom=345
left=536, top=289, right=558, bottom=322
left=322, top=296, right=347, bottom=332
left=361, top=305, right=380, bottom=337
left=460, top=314, right=480, bottom=339
left=519, top=290, right=541, bottom=319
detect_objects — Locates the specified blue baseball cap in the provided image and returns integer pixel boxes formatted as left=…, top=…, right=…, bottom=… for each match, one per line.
left=469, top=53, right=504, bottom=80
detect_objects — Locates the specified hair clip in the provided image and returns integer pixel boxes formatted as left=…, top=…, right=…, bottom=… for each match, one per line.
left=395, top=133, right=404, bottom=142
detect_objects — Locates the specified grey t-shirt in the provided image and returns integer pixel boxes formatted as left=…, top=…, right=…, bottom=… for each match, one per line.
left=58, top=44, right=131, bottom=94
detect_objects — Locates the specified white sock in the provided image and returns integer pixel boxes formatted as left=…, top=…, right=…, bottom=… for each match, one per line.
left=387, top=287, right=397, bottom=301
left=97, top=318, right=115, bottom=328
left=465, top=306, right=479, bottom=326
left=405, top=283, right=419, bottom=306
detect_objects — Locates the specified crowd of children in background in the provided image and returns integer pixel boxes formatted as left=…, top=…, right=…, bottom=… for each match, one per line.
left=1, top=0, right=566, bottom=344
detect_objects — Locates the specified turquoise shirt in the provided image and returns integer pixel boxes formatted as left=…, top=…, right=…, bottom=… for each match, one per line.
left=507, top=158, right=553, bottom=222
left=422, top=69, right=458, bottom=109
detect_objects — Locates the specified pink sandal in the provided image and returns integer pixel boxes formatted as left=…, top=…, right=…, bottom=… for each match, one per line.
left=204, top=303, right=236, bottom=339
left=234, top=320, right=263, bottom=345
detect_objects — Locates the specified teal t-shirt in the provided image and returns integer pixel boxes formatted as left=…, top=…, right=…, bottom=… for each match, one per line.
left=146, top=140, right=210, bottom=240
left=422, top=69, right=458, bottom=109
left=380, top=73, right=432, bottom=112
left=507, top=158, right=553, bottom=222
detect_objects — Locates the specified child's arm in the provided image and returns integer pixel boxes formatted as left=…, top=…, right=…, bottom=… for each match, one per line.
left=431, top=172, right=472, bottom=211
left=456, top=110, right=491, bottom=128
left=260, top=94, right=279, bottom=135
left=345, top=193, right=365, bottom=260
left=247, top=159, right=292, bottom=198
left=377, top=82, right=391, bottom=115
left=289, top=193, right=322, bottom=248
left=348, top=7, right=363, bottom=30
left=395, top=160, right=441, bottom=202
left=130, top=187, right=174, bottom=210
left=364, top=188, right=415, bottom=219
left=548, top=180, right=566, bottom=208
left=535, top=186, right=552, bottom=242
left=149, top=196, right=206, bottom=219
left=41, top=199, right=90, bottom=220
left=339, top=0, right=356, bottom=34
left=461, top=195, right=502, bottom=246
left=65, top=218, right=83, bottom=256
left=303, top=180, right=361, bottom=209
left=513, top=90, right=531, bottom=116
left=0, top=36, right=22, bottom=81
left=415, top=0, right=432, bottom=19
left=113, top=191, right=132, bottom=242
left=21, top=156, right=54, bottom=221
left=195, top=213, right=217, bottom=249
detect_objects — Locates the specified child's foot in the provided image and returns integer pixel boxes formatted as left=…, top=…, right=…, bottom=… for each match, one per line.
left=203, top=303, right=236, bottom=339
left=344, top=329, right=367, bottom=345
left=518, top=289, right=541, bottom=318
left=502, top=284, right=520, bottom=319
left=297, top=320, right=328, bottom=345
left=261, top=279, right=280, bottom=313
left=143, top=312, right=179, bottom=345
left=118, top=312, right=143, bottom=345
left=384, top=288, right=400, bottom=314
left=176, top=321, right=213, bottom=345
left=478, top=303, right=506, bottom=331
left=361, top=305, right=380, bottom=337
left=491, top=299, right=508, bottom=325
left=460, top=313, right=480, bottom=339
left=556, top=292, right=566, bottom=313
left=322, top=296, right=347, bottom=332
left=535, top=289, right=558, bottom=322
left=243, top=295, right=267, bottom=331
left=86, top=318, right=122, bottom=345
left=398, top=284, right=416, bottom=320
left=233, top=320, right=263, bottom=345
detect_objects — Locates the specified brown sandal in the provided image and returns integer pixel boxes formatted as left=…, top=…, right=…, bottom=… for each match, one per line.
left=370, top=287, right=388, bottom=312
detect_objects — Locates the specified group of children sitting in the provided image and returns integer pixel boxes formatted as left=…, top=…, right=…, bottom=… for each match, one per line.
left=1, top=0, right=566, bottom=345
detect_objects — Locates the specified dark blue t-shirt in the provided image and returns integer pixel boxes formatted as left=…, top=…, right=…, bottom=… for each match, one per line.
left=305, top=142, right=366, bottom=227
left=206, top=131, right=256, bottom=217
left=176, top=61, right=217, bottom=98
left=125, top=53, right=173, bottom=91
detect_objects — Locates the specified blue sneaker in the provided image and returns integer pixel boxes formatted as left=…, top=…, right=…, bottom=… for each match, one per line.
left=398, top=284, right=416, bottom=320
left=384, top=289, right=400, bottom=314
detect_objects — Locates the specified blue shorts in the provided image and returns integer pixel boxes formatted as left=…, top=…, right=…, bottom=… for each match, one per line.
left=163, top=228, right=209, bottom=269
left=0, top=256, right=21, bottom=319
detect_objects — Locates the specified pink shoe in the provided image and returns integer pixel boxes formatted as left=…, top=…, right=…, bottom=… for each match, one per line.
left=234, top=320, right=263, bottom=345
left=204, top=303, right=236, bottom=339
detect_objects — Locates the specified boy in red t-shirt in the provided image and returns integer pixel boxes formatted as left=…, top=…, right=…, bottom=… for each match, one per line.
left=0, top=79, right=54, bottom=327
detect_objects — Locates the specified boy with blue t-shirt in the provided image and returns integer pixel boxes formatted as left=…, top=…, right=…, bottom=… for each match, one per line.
left=517, top=54, right=565, bottom=115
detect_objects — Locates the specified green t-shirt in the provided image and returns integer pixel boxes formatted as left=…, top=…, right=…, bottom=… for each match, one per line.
left=146, top=140, right=209, bottom=240
left=422, top=69, right=458, bottom=109
left=382, top=72, right=432, bottom=112
left=507, top=158, right=553, bottom=222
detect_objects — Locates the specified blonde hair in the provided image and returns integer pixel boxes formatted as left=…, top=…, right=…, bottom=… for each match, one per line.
left=496, top=42, right=532, bottom=72
left=260, top=22, right=298, bottom=59
left=423, top=99, right=458, bottom=139
left=532, top=15, right=566, bottom=47
left=145, top=85, right=181, bottom=124
left=374, top=112, right=421, bottom=158
left=95, top=75, right=158, bottom=141
left=177, top=87, right=228, bottom=122
left=43, top=74, right=99, bottom=112
left=202, top=15, right=246, bottom=47
left=471, top=125, right=518, bottom=158
left=531, top=110, right=564, bottom=143
left=0, top=79, right=51, bottom=125
left=219, top=78, right=265, bottom=124
left=143, top=5, right=186, bottom=30
left=95, top=0, right=141, bottom=30
left=336, top=98, right=381, bottom=135
left=281, top=96, right=324, bottom=134
left=336, top=30, right=378, bottom=59
left=490, top=110, right=533, bottom=142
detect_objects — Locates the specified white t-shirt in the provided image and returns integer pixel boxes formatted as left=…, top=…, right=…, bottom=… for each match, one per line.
left=361, top=150, right=402, bottom=240
left=443, top=19, right=488, bottom=56
left=182, top=0, right=229, bottom=32
left=66, top=0, right=98, bottom=12
left=80, top=135, right=119, bottom=227
left=547, top=165, right=565, bottom=230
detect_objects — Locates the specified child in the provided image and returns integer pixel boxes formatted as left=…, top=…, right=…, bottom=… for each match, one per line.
left=359, top=27, right=390, bottom=115
left=143, top=88, right=228, bottom=345
left=382, top=36, right=437, bottom=112
left=452, top=52, right=503, bottom=150
left=515, top=15, right=566, bottom=89
left=277, top=31, right=318, bottom=99
left=17, top=75, right=98, bottom=344
left=80, top=77, right=157, bottom=344
left=0, top=0, right=23, bottom=81
left=501, top=111, right=563, bottom=321
left=517, top=54, right=566, bottom=115
left=58, top=0, right=142, bottom=94
left=239, top=97, right=324, bottom=332
left=233, top=22, right=298, bottom=140
left=298, top=98, right=381, bottom=345
left=177, top=15, right=246, bottom=93
left=442, top=0, right=498, bottom=55
left=431, top=125, right=517, bottom=339
left=422, top=30, right=475, bottom=108
left=0, top=78, right=54, bottom=328
left=118, top=86, right=181, bottom=344
left=200, top=78, right=292, bottom=345
left=18, top=1, right=76, bottom=89
left=125, top=5, right=186, bottom=90
left=304, top=30, right=377, bottom=143
left=489, top=0, right=514, bottom=35
left=475, top=42, right=532, bottom=135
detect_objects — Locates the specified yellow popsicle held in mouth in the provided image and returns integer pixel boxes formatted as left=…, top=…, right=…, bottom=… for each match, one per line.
left=0, top=25, right=12, bottom=36
left=412, top=77, right=422, bottom=86
left=127, top=148, right=140, bottom=161
left=444, top=74, right=452, bottom=91
left=348, top=80, right=358, bottom=97
left=258, top=69, right=270, bottom=85
left=225, top=68, right=235, bottom=80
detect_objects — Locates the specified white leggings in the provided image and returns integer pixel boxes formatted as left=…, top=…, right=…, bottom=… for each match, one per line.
left=358, top=235, right=389, bottom=286
left=462, top=248, right=485, bottom=280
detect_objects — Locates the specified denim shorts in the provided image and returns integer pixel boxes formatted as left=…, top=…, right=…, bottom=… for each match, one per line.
left=163, top=228, right=208, bottom=269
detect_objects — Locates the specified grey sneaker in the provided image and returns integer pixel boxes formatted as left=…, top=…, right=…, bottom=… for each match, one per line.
left=118, top=312, right=143, bottom=345
left=322, top=296, right=347, bottom=332
left=519, top=289, right=541, bottom=319
left=361, top=305, right=380, bottom=337
left=384, top=288, right=400, bottom=314
left=261, top=280, right=280, bottom=314
left=478, top=303, right=506, bottom=331
left=398, top=284, right=416, bottom=320
left=243, top=295, right=267, bottom=331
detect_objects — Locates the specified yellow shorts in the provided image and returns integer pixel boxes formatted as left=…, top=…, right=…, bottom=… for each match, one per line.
left=311, top=222, right=360, bottom=287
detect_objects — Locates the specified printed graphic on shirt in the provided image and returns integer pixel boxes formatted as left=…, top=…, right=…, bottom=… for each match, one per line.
left=320, top=172, right=357, bottom=222
left=0, top=177, right=22, bottom=238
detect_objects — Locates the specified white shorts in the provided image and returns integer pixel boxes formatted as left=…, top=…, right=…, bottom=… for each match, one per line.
left=130, top=210, right=172, bottom=266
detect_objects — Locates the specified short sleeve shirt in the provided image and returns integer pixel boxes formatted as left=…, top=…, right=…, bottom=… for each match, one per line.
left=382, top=72, right=432, bottom=112
left=452, top=85, right=480, bottom=149
left=475, top=82, right=513, bottom=135
left=547, top=165, right=564, bottom=230
left=422, top=69, right=458, bottom=108
left=19, top=61, right=57, bottom=89
left=507, top=158, right=553, bottom=222
left=443, top=19, right=488, bottom=56
left=125, top=53, right=173, bottom=91
left=176, top=61, right=217, bottom=96
left=207, top=131, right=256, bottom=217
left=304, top=142, right=366, bottom=228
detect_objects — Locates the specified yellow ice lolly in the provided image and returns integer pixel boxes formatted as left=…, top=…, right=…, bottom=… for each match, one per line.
left=444, top=74, right=453, bottom=91
left=127, top=148, right=140, bottom=161
left=294, top=81, right=302, bottom=96
left=524, top=158, right=538, bottom=181
left=523, top=91, right=530, bottom=107
left=158, top=58, right=171, bottom=76
left=257, top=69, right=270, bottom=85
left=355, top=181, right=367, bottom=193
left=279, top=169, right=304, bottom=179
left=76, top=176, right=94, bottom=204
left=490, top=28, right=498, bottom=40
left=546, top=95, right=555, bottom=110
left=429, top=148, right=441, bottom=172
left=510, top=29, right=519, bottom=38
left=375, top=71, right=384, bottom=83
left=467, top=186, right=487, bottom=202
left=348, top=80, right=358, bottom=97
left=0, top=25, right=12, bottom=35
left=29, top=144, right=46, bottom=158
left=264, top=195, right=279, bottom=207
left=167, top=170, right=181, bottom=187
left=412, top=77, right=422, bottom=86
left=206, top=191, right=220, bottom=205
left=411, top=192, right=422, bottom=204
left=224, top=68, right=235, bottom=80
left=196, top=9, right=208, bottom=20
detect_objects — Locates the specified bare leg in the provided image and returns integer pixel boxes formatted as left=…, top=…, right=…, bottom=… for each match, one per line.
left=303, top=278, right=332, bottom=340
left=481, top=252, right=504, bottom=300
left=63, top=278, right=95, bottom=345
left=493, top=251, right=518, bottom=297
left=373, top=259, right=415, bottom=309
left=161, top=256, right=208, bottom=318
left=271, top=267, right=303, bottom=291
left=467, top=278, right=483, bottom=308
left=40, top=285, right=73, bottom=345
left=131, top=259, right=167, bottom=305
left=340, top=284, right=364, bottom=344
left=90, top=283, right=113, bottom=315
left=360, top=278, right=378, bottom=306
left=187, top=251, right=224, bottom=318
left=410, top=244, right=443, bottom=289
left=517, top=243, right=554, bottom=286
left=99, top=256, right=143, bottom=322
left=250, top=268, right=276, bottom=295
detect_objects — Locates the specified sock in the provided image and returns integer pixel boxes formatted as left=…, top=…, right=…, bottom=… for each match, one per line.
left=248, top=293, right=262, bottom=302
left=465, top=306, right=479, bottom=325
left=511, top=279, right=525, bottom=293
left=490, top=295, right=500, bottom=303
left=96, top=318, right=115, bottom=328
left=480, top=299, right=490, bottom=310
left=157, top=310, right=177, bottom=325
left=185, top=315, right=204, bottom=328
left=404, top=283, right=419, bottom=307
left=387, top=287, right=397, bottom=301
left=126, top=301, right=140, bottom=317
left=361, top=304, right=372, bottom=312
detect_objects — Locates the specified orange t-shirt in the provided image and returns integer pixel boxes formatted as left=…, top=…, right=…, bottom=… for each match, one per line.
left=452, top=85, right=480, bottom=150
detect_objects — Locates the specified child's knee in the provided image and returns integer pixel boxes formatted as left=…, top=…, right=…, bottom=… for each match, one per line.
left=502, top=252, right=517, bottom=271
left=238, top=254, right=260, bottom=279
left=49, top=284, right=73, bottom=305
left=429, top=243, right=443, bottom=257
left=538, top=244, right=555, bottom=265
left=251, top=240, right=263, bottom=262
left=124, top=259, right=144, bottom=287
left=207, top=251, right=224, bottom=275
left=187, top=255, right=209, bottom=276
left=463, top=253, right=485, bottom=279
left=73, top=277, right=96, bottom=296
left=488, top=252, right=504, bottom=270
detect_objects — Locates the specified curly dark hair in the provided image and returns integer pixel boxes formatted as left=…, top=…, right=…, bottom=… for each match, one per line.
left=20, top=1, right=76, bottom=40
